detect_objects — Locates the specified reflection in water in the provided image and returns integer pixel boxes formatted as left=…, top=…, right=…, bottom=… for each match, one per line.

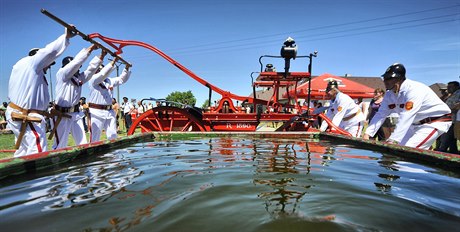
left=1, top=137, right=459, bottom=232
left=24, top=151, right=143, bottom=211
left=253, top=141, right=311, bottom=218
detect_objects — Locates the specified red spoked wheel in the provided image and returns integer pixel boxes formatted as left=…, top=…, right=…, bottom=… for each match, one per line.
left=127, top=106, right=207, bottom=135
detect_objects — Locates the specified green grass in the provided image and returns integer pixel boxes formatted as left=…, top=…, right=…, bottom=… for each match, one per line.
left=0, top=129, right=131, bottom=160
left=0, top=117, right=131, bottom=159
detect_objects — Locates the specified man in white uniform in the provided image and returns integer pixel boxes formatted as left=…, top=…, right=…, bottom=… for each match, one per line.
left=51, top=45, right=106, bottom=149
left=320, top=80, right=365, bottom=137
left=6, top=27, right=75, bottom=157
left=88, top=59, right=131, bottom=142
left=363, top=63, right=451, bottom=149
left=122, top=97, right=134, bottom=131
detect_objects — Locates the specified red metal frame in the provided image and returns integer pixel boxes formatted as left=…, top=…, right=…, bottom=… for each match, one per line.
left=87, top=33, right=320, bottom=133
left=88, top=33, right=269, bottom=106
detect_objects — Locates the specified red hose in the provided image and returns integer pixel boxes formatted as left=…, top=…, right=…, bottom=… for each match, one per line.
left=317, top=113, right=352, bottom=136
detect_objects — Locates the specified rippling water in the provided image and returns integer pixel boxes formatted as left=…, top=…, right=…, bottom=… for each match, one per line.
left=1, top=137, right=459, bottom=232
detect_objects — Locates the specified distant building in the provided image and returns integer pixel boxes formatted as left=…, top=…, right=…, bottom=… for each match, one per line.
left=429, top=83, right=447, bottom=98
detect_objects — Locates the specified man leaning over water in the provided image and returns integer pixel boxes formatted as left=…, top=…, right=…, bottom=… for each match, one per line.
left=363, top=63, right=451, bottom=149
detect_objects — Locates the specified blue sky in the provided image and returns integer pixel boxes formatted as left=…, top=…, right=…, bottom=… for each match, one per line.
left=1, top=0, right=459, bottom=106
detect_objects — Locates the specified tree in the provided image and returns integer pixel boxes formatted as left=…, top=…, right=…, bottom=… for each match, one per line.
left=166, top=90, right=196, bottom=106
left=201, top=99, right=210, bottom=108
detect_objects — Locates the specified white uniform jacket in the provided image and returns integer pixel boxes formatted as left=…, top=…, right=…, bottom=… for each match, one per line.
left=320, top=92, right=365, bottom=131
left=88, top=65, right=131, bottom=106
left=366, top=79, right=451, bottom=143
left=8, top=33, right=70, bottom=111
left=55, top=49, right=102, bottom=108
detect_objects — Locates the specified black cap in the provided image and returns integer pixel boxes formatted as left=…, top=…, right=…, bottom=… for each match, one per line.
left=382, top=63, right=406, bottom=80
left=62, top=56, right=74, bottom=67
left=29, top=48, right=55, bottom=66
left=326, top=80, right=339, bottom=92
left=29, top=48, right=39, bottom=56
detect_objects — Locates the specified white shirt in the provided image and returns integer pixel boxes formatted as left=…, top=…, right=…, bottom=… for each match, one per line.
left=137, top=105, right=144, bottom=115
left=366, top=79, right=451, bottom=142
left=123, top=101, right=133, bottom=114
left=8, top=33, right=70, bottom=111
left=88, top=64, right=131, bottom=105
left=320, top=92, right=365, bottom=131
left=55, top=49, right=101, bottom=107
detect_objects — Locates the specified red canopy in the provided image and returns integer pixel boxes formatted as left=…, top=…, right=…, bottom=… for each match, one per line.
left=283, top=73, right=375, bottom=100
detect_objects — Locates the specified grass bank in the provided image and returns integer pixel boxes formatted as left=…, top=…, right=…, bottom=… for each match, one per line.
left=0, top=131, right=124, bottom=159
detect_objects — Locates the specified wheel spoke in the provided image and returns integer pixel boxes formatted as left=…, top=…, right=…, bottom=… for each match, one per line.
left=169, top=114, right=175, bottom=131
left=146, top=117, right=161, bottom=131
left=181, top=120, right=193, bottom=132
left=152, top=112, right=165, bottom=132
left=127, top=106, right=207, bottom=134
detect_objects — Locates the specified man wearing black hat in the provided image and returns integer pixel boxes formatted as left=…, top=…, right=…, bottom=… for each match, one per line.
left=319, top=80, right=365, bottom=137
left=51, top=45, right=105, bottom=149
left=5, top=26, right=75, bottom=157
left=364, top=63, right=451, bottom=149
left=121, top=96, right=134, bottom=130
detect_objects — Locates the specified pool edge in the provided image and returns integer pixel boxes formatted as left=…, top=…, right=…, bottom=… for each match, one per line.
left=0, top=133, right=155, bottom=179
left=321, top=132, right=460, bottom=171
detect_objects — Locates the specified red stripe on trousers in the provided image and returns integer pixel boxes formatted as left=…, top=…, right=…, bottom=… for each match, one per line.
left=416, top=128, right=438, bottom=148
left=28, top=122, right=42, bottom=153
left=355, top=122, right=361, bottom=137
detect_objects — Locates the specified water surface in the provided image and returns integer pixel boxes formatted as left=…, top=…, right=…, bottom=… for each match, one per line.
left=1, top=137, right=459, bottom=231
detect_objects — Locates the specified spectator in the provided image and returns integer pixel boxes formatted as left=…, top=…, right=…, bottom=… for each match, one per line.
left=112, top=98, right=120, bottom=132
left=122, top=97, right=134, bottom=131
left=137, top=101, right=144, bottom=116
left=356, top=97, right=369, bottom=121
left=80, top=97, right=89, bottom=132
left=366, top=88, right=386, bottom=141
left=436, top=81, right=460, bottom=153
left=0, top=102, right=7, bottom=130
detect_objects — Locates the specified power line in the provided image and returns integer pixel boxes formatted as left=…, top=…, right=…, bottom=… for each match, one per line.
left=136, top=14, right=458, bottom=57
left=126, top=5, right=459, bottom=61
left=150, top=19, right=454, bottom=58
left=167, top=4, right=460, bottom=52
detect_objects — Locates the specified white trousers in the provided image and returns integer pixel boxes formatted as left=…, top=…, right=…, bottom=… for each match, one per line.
left=5, top=107, right=47, bottom=157
left=400, top=121, right=452, bottom=149
left=340, top=120, right=364, bottom=138
left=52, top=111, right=87, bottom=149
left=89, top=108, right=117, bottom=142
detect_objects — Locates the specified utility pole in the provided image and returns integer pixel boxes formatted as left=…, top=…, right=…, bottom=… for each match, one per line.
left=109, top=58, right=121, bottom=103
left=48, top=67, right=53, bottom=102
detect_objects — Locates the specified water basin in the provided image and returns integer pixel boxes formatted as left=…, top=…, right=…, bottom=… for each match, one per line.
left=1, top=136, right=459, bottom=231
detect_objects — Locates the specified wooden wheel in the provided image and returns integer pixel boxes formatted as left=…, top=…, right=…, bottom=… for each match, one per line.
left=127, top=106, right=207, bottom=135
